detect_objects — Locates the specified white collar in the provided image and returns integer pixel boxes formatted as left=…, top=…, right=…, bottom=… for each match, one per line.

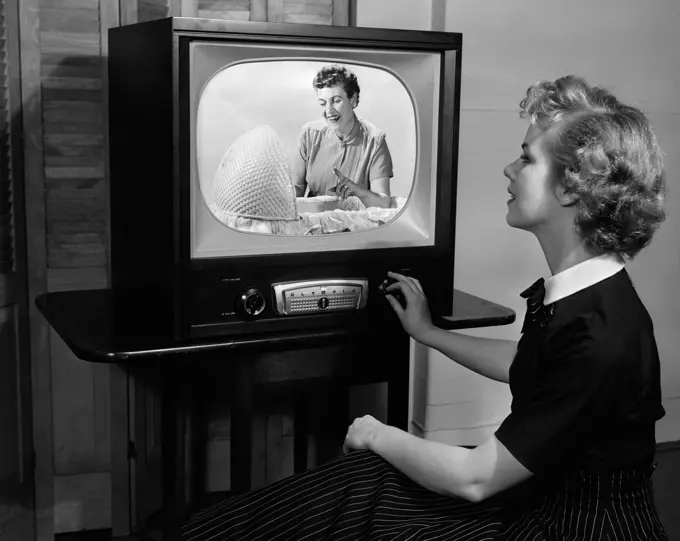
left=543, top=253, right=625, bottom=305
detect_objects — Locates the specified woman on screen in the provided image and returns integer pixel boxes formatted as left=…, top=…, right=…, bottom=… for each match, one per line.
left=291, top=64, right=395, bottom=209
left=181, top=76, right=669, bottom=540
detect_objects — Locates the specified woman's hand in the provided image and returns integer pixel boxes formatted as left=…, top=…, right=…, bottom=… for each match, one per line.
left=385, top=271, right=435, bottom=342
left=333, top=168, right=367, bottom=199
left=342, top=414, right=385, bottom=454
left=332, top=168, right=392, bottom=209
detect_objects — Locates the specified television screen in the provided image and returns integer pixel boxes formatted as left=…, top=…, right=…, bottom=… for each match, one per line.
left=190, top=42, right=442, bottom=259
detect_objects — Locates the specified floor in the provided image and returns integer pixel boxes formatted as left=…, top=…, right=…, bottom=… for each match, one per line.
left=55, top=444, right=680, bottom=541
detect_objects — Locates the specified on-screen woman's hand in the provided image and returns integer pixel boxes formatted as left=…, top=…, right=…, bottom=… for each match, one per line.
left=385, top=271, right=434, bottom=342
left=333, top=168, right=366, bottom=199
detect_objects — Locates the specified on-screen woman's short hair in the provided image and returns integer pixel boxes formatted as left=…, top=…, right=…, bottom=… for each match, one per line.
left=313, top=64, right=361, bottom=106
left=520, top=75, right=666, bottom=260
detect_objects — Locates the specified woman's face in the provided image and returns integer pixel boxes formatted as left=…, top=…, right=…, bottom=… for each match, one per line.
left=504, top=124, right=567, bottom=233
left=316, top=85, right=357, bottom=134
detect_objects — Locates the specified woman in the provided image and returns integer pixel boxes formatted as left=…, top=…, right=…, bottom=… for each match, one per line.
left=291, top=64, right=395, bottom=209
left=181, top=76, right=669, bottom=540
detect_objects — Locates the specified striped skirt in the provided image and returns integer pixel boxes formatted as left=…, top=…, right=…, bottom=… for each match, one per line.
left=180, top=450, right=668, bottom=540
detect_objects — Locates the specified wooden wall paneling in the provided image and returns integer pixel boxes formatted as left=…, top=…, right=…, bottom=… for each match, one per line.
left=53, top=472, right=111, bottom=533
left=283, top=0, right=332, bottom=25
left=331, top=0, right=350, bottom=26
left=6, top=0, right=34, bottom=490
left=19, top=0, right=54, bottom=538
left=40, top=0, right=100, bottom=8
left=0, top=11, right=10, bottom=283
left=48, top=305, right=112, bottom=533
left=40, top=0, right=107, bottom=271
left=264, top=0, right=350, bottom=26
left=39, top=0, right=119, bottom=533
left=0, top=6, right=12, bottom=285
left=124, top=0, right=345, bottom=24
left=138, top=0, right=172, bottom=22
left=50, top=327, right=110, bottom=475
left=119, top=0, right=138, bottom=26
left=47, top=267, right=107, bottom=292
left=1, top=0, right=38, bottom=539
left=177, top=0, right=273, bottom=21
left=181, top=0, right=198, bottom=17
left=39, top=33, right=100, bottom=57
left=266, top=0, right=284, bottom=22
left=197, top=0, right=250, bottom=20
left=0, top=309, right=35, bottom=541
left=0, top=307, right=19, bottom=525
left=99, top=0, right=117, bottom=273
left=250, top=0, right=267, bottom=21
left=40, top=6, right=100, bottom=34
left=169, top=0, right=183, bottom=17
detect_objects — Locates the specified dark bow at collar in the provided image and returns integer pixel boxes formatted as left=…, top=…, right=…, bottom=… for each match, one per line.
left=519, top=277, right=555, bottom=333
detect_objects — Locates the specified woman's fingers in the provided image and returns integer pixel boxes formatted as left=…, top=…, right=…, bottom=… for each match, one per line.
left=334, top=179, right=350, bottom=198
left=411, top=278, right=425, bottom=296
left=385, top=277, right=414, bottom=298
left=386, top=272, right=424, bottom=297
left=333, top=167, right=347, bottom=181
left=333, top=168, right=355, bottom=198
left=384, top=292, right=405, bottom=316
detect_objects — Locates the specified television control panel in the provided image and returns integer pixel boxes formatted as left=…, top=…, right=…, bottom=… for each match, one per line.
left=186, top=264, right=433, bottom=338
left=270, top=279, right=368, bottom=316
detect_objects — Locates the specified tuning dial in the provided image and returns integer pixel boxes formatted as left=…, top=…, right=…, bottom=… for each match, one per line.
left=238, top=288, right=266, bottom=318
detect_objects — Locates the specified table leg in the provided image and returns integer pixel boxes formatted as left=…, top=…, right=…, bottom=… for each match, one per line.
left=293, top=392, right=309, bottom=473
left=230, top=356, right=255, bottom=494
left=162, top=363, right=178, bottom=512
left=190, top=367, right=208, bottom=508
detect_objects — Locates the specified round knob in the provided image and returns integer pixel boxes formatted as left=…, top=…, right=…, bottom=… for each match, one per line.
left=239, top=288, right=266, bottom=317
left=318, top=297, right=329, bottom=310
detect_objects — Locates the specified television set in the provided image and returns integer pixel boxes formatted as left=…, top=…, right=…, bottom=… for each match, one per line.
left=108, top=18, right=462, bottom=340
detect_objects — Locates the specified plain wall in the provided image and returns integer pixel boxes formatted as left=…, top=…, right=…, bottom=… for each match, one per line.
left=355, top=0, right=680, bottom=445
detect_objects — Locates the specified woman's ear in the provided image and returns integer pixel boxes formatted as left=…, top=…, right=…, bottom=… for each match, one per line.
left=555, top=183, right=579, bottom=207
left=351, top=94, right=358, bottom=108
left=552, top=164, right=579, bottom=207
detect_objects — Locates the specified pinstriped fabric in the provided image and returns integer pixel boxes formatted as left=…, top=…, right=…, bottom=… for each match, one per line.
left=502, top=466, right=668, bottom=541
left=605, top=468, right=668, bottom=540
left=180, top=451, right=668, bottom=540
left=181, top=450, right=503, bottom=540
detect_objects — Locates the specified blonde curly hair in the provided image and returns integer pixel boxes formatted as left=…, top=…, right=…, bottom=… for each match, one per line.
left=520, top=76, right=666, bottom=260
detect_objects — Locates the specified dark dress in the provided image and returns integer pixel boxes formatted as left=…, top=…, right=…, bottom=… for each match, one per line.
left=181, top=268, right=669, bottom=540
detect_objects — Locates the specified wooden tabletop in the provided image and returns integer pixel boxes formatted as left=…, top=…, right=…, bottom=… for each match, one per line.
left=36, top=288, right=515, bottom=363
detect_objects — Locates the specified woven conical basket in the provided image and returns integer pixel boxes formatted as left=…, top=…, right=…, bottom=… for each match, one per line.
left=212, top=125, right=298, bottom=221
